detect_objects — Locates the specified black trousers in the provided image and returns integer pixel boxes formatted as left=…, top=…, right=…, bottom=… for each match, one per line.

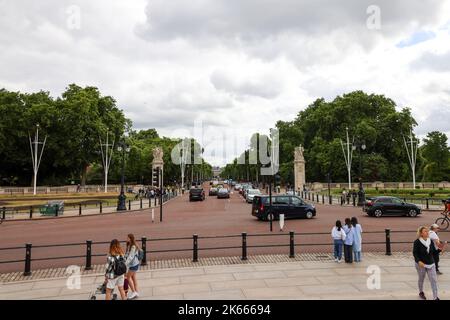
left=344, top=244, right=353, bottom=263
left=433, top=250, right=441, bottom=271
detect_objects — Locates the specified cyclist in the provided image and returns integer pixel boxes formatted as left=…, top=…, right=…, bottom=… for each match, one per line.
left=443, top=199, right=450, bottom=217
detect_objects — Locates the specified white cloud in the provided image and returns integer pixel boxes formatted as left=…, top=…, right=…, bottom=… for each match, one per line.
left=0, top=0, right=449, bottom=166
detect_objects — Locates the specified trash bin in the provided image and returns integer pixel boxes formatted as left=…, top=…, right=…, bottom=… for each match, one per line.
left=40, top=200, right=65, bottom=216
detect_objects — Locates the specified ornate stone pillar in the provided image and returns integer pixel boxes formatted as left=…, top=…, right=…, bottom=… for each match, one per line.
left=152, top=147, right=164, bottom=187
left=294, top=145, right=306, bottom=192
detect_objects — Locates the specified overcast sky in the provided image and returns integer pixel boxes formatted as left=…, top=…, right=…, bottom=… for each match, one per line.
left=1, top=0, right=449, bottom=166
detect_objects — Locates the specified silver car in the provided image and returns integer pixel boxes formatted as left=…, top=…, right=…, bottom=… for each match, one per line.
left=246, top=189, right=262, bottom=203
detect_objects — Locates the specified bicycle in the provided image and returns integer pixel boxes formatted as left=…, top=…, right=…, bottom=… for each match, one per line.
left=435, top=211, right=449, bottom=231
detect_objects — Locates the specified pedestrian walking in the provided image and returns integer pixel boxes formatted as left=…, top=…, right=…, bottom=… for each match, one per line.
left=429, top=224, right=446, bottom=275
left=125, top=234, right=142, bottom=299
left=351, top=217, right=363, bottom=262
left=413, top=226, right=439, bottom=300
left=104, top=239, right=127, bottom=300
left=343, top=218, right=354, bottom=263
left=331, top=220, right=346, bottom=263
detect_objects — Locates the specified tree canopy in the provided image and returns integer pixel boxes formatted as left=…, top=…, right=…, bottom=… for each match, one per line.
left=223, top=91, right=450, bottom=184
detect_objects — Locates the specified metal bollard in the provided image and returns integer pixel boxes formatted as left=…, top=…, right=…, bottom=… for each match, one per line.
left=100, top=202, right=103, bottom=214
left=426, top=198, right=429, bottom=210
left=24, top=243, right=32, bottom=276
left=128, top=200, right=131, bottom=211
left=289, top=231, right=295, bottom=258
left=55, top=206, right=59, bottom=217
left=241, top=232, right=247, bottom=261
left=353, top=197, right=356, bottom=207
left=140, top=198, right=143, bottom=209
left=29, top=206, right=33, bottom=219
left=322, top=194, right=325, bottom=204
left=85, top=240, right=92, bottom=270
left=385, top=229, right=392, bottom=256
left=193, top=234, right=198, bottom=262
left=79, top=204, right=82, bottom=216
left=2, top=207, right=5, bottom=220
left=141, top=237, right=147, bottom=266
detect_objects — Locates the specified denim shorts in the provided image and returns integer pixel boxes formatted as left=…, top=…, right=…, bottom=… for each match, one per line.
left=129, top=264, right=140, bottom=272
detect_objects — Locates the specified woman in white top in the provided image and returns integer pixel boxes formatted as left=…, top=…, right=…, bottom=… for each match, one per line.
left=125, top=234, right=141, bottom=300
left=331, top=220, right=346, bottom=263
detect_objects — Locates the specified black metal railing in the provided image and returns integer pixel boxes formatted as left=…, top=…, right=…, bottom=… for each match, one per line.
left=1, top=229, right=444, bottom=277
left=0, top=191, right=179, bottom=221
left=298, top=191, right=446, bottom=210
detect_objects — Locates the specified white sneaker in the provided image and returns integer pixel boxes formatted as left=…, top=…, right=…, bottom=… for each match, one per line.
left=337, top=259, right=342, bottom=263
left=128, top=291, right=137, bottom=300
left=334, top=258, right=338, bottom=262
left=135, top=292, right=140, bottom=298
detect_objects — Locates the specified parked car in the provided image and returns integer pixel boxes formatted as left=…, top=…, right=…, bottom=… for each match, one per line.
left=217, top=188, right=230, bottom=199
left=246, top=189, right=262, bottom=203
left=189, top=188, right=205, bottom=201
left=209, top=187, right=218, bottom=196
left=365, top=196, right=421, bottom=217
left=234, top=184, right=242, bottom=191
left=251, top=195, right=316, bottom=220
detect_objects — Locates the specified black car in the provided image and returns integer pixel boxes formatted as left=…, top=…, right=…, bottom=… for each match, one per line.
left=251, top=195, right=316, bottom=220
left=209, top=187, right=218, bottom=196
left=365, top=196, right=421, bottom=217
left=189, top=188, right=205, bottom=201
left=217, top=188, right=230, bottom=199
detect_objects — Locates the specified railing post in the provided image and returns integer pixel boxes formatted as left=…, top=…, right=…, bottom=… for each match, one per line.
left=141, top=237, right=147, bottom=266
left=85, top=240, right=92, bottom=270
left=289, top=231, right=295, bottom=258
left=29, top=206, right=33, bottom=219
left=385, top=229, right=392, bottom=256
left=100, top=202, right=103, bottom=214
left=23, top=243, right=32, bottom=276
left=193, top=234, right=198, bottom=262
left=79, top=204, right=82, bottom=216
left=241, top=232, right=247, bottom=261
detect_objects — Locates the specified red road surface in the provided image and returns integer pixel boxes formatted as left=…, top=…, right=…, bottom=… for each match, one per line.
left=0, top=187, right=446, bottom=273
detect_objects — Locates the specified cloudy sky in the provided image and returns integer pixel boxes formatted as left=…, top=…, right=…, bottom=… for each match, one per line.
left=1, top=0, right=449, bottom=166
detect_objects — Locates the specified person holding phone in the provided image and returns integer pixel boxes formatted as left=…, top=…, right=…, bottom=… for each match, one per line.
left=413, top=226, right=439, bottom=300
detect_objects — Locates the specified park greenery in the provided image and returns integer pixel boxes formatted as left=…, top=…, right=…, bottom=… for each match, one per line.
left=0, top=85, right=212, bottom=187
left=222, top=91, right=450, bottom=185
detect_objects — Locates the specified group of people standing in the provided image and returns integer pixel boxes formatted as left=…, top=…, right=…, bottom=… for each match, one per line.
left=104, top=234, right=142, bottom=300
left=331, top=217, right=363, bottom=263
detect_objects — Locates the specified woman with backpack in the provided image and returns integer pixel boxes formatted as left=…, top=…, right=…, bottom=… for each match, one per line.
left=331, top=220, right=346, bottom=263
left=125, top=234, right=142, bottom=300
left=343, top=218, right=354, bottom=263
left=104, top=239, right=127, bottom=300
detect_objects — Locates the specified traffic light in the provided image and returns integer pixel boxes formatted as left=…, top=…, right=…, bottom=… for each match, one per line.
left=152, top=167, right=160, bottom=186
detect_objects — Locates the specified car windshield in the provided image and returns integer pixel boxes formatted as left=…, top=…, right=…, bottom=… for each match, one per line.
left=219, top=188, right=228, bottom=192
left=248, top=189, right=260, bottom=195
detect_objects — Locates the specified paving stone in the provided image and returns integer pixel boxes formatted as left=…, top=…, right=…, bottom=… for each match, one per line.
left=152, top=283, right=211, bottom=296
left=180, top=273, right=235, bottom=284
left=233, top=270, right=286, bottom=280
left=210, top=280, right=267, bottom=291
left=243, top=286, right=304, bottom=299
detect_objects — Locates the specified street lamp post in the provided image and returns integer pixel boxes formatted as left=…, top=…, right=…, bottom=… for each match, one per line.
left=353, top=141, right=366, bottom=206
left=117, top=141, right=130, bottom=211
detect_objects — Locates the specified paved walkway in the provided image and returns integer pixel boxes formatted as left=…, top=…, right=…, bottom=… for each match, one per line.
left=1, top=253, right=449, bottom=300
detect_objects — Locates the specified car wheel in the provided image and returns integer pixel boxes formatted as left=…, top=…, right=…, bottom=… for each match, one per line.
left=374, top=209, right=383, bottom=218
left=305, top=211, right=314, bottom=219
left=408, top=209, right=418, bottom=217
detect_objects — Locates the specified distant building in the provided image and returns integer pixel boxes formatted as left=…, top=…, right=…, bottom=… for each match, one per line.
left=212, top=166, right=222, bottom=178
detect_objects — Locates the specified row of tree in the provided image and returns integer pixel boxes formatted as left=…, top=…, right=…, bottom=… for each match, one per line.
left=0, top=85, right=212, bottom=187
left=222, top=91, right=450, bottom=185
